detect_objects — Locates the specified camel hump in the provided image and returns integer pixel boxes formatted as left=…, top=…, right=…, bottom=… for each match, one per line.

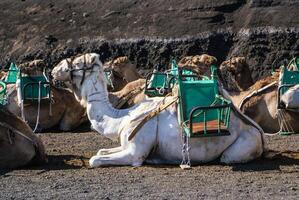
left=113, top=56, right=129, bottom=65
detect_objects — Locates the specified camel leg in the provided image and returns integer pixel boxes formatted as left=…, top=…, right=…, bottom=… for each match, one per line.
left=89, top=148, right=146, bottom=167
left=96, top=146, right=123, bottom=156
left=220, top=130, right=263, bottom=163
left=90, top=136, right=155, bottom=167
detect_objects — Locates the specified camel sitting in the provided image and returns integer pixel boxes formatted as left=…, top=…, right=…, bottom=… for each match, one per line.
left=0, top=106, right=46, bottom=169
left=52, top=53, right=264, bottom=168
left=104, top=56, right=142, bottom=91
left=220, top=57, right=299, bottom=133
left=3, top=60, right=87, bottom=131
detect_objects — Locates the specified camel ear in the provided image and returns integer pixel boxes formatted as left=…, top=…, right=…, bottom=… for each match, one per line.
left=238, top=57, right=246, bottom=64
left=178, top=57, right=191, bottom=67
left=91, top=56, right=96, bottom=64
left=211, top=56, right=217, bottom=63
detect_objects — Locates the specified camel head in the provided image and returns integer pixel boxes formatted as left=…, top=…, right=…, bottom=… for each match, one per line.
left=103, top=56, right=141, bottom=91
left=178, top=54, right=217, bottom=75
left=219, top=57, right=254, bottom=92
left=52, top=53, right=106, bottom=105
left=19, top=59, right=45, bottom=76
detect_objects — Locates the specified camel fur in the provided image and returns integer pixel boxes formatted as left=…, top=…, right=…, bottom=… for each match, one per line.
left=0, top=106, right=46, bottom=169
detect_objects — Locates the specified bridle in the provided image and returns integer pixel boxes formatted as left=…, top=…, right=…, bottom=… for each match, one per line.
left=66, top=55, right=98, bottom=85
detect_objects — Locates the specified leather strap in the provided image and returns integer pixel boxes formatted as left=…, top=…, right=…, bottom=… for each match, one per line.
left=128, top=95, right=178, bottom=141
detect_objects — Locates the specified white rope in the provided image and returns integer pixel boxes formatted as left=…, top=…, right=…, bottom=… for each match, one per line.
left=21, top=99, right=25, bottom=121
left=33, top=81, right=41, bottom=133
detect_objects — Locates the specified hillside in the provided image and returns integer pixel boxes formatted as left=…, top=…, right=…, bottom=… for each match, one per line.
left=1, top=0, right=299, bottom=80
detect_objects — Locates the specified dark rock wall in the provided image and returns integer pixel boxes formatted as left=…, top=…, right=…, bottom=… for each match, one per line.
left=1, top=0, right=299, bottom=80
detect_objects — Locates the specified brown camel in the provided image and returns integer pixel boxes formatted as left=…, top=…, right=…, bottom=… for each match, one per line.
left=0, top=106, right=46, bottom=169
left=220, top=57, right=299, bottom=133
left=104, top=56, right=142, bottom=91
left=3, top=60, right=87, bottom=131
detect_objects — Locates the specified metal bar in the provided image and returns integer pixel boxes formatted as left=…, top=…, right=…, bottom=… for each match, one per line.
left=204, top=111, right=207, bottom=135
left=217, top=109, right=220, bottom=133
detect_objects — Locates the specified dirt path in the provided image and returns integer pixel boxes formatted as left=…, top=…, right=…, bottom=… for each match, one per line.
left=0, top=131, right=298, bottom=199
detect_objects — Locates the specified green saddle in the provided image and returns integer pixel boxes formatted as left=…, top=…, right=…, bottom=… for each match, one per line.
left=178, top=65, right=231, bottom=137
left=5, top=63, right=19, bottom=84
left=20, top=76, right=51, bottom=102
left=0, top=81, right=7, bottom=105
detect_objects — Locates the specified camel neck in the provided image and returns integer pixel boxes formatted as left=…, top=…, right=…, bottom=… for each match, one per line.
left=83, top=73, right=130, bottom=140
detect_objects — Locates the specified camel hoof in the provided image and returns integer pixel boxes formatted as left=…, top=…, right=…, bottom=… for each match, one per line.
left=89, top=156, right=101, bottom=168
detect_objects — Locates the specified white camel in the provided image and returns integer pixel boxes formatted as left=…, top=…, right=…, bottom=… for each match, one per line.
left=52, top=53, right=264, bottom=168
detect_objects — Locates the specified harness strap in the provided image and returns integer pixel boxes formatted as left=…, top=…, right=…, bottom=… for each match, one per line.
left=239, top=81, right=278, bottom=110
left=128, top=95, right=178, bottom=141
left=80, top=55, right=87, bottom=85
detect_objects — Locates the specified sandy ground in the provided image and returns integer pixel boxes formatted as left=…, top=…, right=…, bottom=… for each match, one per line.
left=0, top=128, right=298, bottom=200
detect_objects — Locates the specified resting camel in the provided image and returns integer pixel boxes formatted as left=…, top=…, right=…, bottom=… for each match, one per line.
left=0, top=106, right=46, bottom=169
left=3, top=60, right=87, bottom=131
left=219, top=57, right=299, bottom=133
left=103, top=56, right=142, bottom=91
left=52, top=53, right=264, bottom=168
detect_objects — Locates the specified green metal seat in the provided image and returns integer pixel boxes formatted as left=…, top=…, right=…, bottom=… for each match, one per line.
left=178, top=66, right=231, bottom=137
left=5, top=63, right=19, bottom=84
left=104, top=70, right=113, bottom=87
left=20, top=75, right=51, bottom=103
left=145, top=70, right=175, bottom=97
left=145, top=60, right=200, bottom=97
left=278, top=58, right=299, bottom=108
left=0, top=81, right=7, bottom=105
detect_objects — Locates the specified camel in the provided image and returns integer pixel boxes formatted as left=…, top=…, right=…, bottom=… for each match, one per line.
left=52, top=53, right=264, bottom=168
left=178, top=54, right=217, bottom=76
left=2, top=60, right=87, bottom=131
left=103, top=56, right=142, bottom=91
left=0, top=106, right=46, bottom=169
left=219, top=57, right=299, bottom=133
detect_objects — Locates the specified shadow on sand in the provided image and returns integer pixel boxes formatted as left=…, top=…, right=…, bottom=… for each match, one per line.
left=0, top=154, right=90, bottom=176
left=231, top=150, right=299, bottom=172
